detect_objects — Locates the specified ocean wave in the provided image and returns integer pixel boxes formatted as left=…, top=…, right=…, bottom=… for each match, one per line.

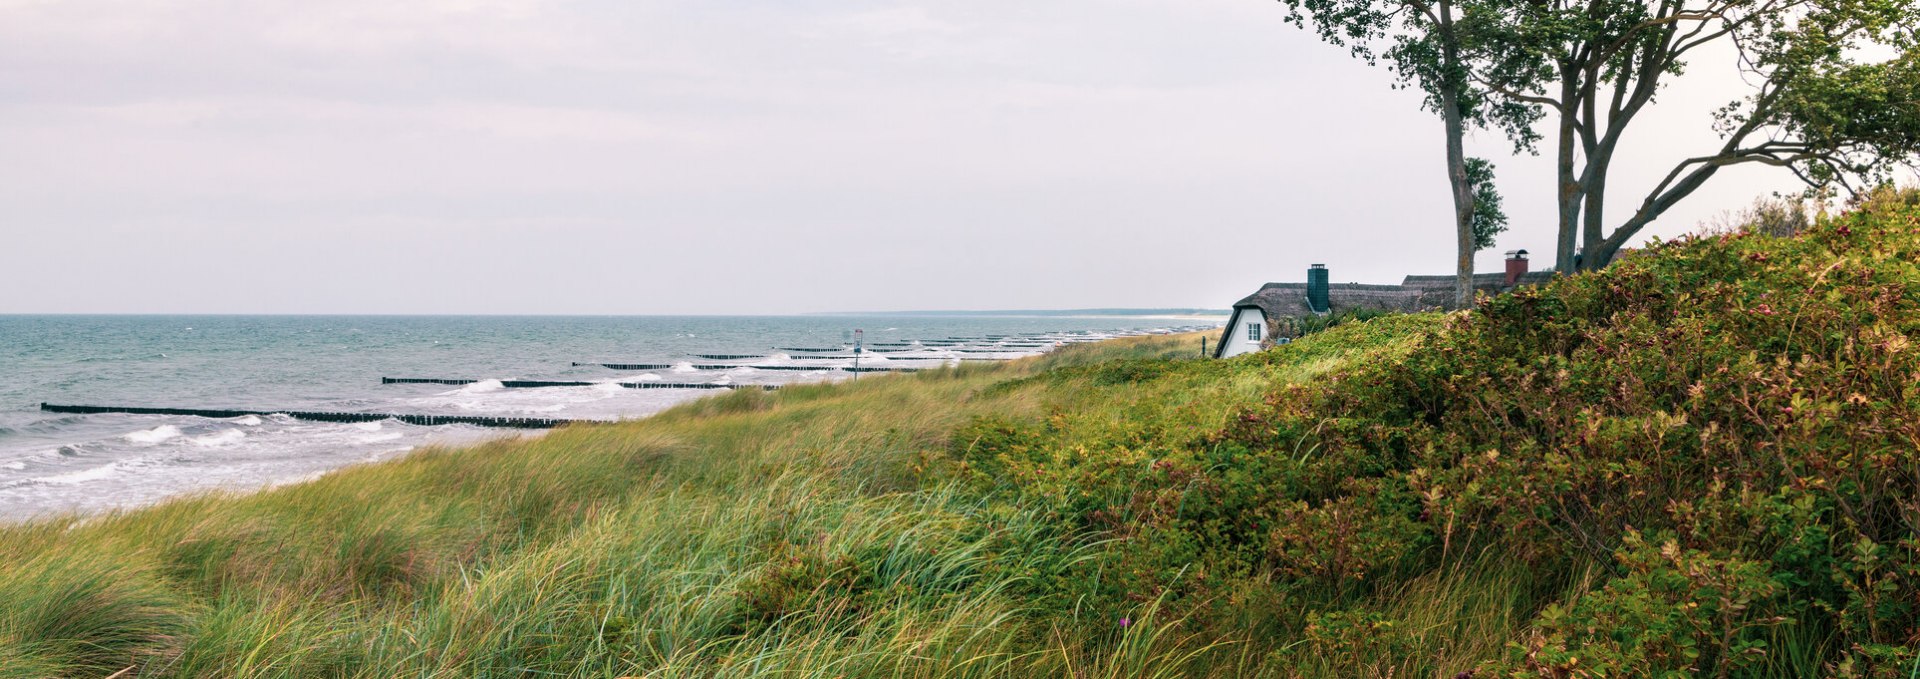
left=124, top=425, right=183, bottom=444
left=20, top=416, right=88, bottom=433
left=351, top=421, right=384, bottom=432
left=72, top=352, right=169, bottom=363
left=39, top=463, right=120, bottom=485
left=669, top=362, right=697, bottom=374
left=455, top=379, right=506, bottom=394
left=229, top=415, right=263, bottom=426
left=189, top=430, right=247, bottom=447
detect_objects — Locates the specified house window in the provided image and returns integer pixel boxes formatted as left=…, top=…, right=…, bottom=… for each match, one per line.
left=1247, top=322, right=1262, bottom=341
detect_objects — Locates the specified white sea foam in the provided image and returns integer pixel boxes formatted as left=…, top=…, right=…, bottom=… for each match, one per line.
left=351, top=421, right=383, bottom=432
left=124, top=425, right=182, bottom=444
left=632, top=373, right=663, bottom=381
left=1, top=461, right=24, bottom=471
left=41, top=463, right=119, bottom=484
left=190, top=430, right=247, bottom=447
left=670, top=362, right=697, bottom=374
left=456, top=379, right=506, bottom=394
left=230, top=415, right=263, bottom=426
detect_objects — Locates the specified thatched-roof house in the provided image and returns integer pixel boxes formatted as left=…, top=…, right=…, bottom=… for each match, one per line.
left=1214, top=254, right=1554, bottom=358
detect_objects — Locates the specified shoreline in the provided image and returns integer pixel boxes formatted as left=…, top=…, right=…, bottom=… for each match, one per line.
left=1, top=330, right=1218, bottom=525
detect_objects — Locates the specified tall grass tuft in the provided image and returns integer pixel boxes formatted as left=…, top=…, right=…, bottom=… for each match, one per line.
left=0, top=552, right=191, bottom=676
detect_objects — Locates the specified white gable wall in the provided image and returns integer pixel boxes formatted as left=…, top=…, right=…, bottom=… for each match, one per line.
left=1216, top=306, right=1267, bottom=358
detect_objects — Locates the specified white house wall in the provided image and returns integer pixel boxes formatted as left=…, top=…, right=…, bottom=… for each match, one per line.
left=1217, top=307, right=1267, bottom=358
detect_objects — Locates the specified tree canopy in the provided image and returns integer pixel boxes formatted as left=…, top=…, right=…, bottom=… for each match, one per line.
left=1280, top=0, right=1920, bottom=272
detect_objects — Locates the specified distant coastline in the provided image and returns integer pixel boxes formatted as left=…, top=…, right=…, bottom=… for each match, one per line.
left=817, top=308, right=1229, bottom=318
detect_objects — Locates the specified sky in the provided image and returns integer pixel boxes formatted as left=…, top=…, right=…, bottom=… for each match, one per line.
left=0, top=0, right=1881, bottom=314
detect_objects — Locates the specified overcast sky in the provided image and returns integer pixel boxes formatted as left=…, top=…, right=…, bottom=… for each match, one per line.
left=0, top=0, right=1864, bottom=314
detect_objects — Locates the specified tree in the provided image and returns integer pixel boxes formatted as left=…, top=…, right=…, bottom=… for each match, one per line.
left=1471, top=0, right=1920, bottom=271
left=1278, top=0, right=1530, bottom=308
left=1467, top=157, right=1511, bottom=250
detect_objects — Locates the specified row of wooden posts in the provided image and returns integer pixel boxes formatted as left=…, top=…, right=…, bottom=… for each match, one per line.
left=44, top=332, right=1159, bottom=430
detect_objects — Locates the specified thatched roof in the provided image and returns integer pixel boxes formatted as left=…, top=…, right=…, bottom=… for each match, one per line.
left=1229, top=271, right=1560, bottom=325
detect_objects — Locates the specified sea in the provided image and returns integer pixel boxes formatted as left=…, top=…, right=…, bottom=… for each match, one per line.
left=0, top=315, right=1219, bottom=521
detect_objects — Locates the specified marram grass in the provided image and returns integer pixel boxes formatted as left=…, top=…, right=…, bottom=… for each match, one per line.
left=0, top=329, right=1407, bottom=678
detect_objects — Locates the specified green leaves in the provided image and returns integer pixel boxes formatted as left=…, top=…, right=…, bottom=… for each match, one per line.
left=1771, top=47, right=1920, bottom=189
left=1467, top=157, right=1510, bottom=251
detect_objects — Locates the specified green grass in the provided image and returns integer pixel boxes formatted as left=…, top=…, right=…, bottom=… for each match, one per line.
left=0, top=326, right=1426, bottom=678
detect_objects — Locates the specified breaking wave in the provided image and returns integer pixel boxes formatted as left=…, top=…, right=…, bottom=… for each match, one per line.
left=124, top=425, right=183, bottom=444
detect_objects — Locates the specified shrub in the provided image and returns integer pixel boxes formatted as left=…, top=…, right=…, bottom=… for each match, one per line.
left=1491, top=531, right=1787, bottom=677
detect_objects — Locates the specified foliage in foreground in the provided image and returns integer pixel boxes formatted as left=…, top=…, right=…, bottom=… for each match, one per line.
left=953, top=189, right=1920, bottom=677
left=4, top=190, right=1920, bottom=677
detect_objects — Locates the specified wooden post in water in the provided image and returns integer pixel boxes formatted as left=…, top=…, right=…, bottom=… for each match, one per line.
left=852, top=328, right=863, bottom=381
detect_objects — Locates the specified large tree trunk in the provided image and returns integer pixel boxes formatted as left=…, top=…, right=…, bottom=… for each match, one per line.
left=1554, top=65, right=1582, bottom=274
left=1449, top=120, right=1475, bottom=309
left=1447, top=113, right=1475, bottom=309
left=1440, top=0, right=1476, bottom=309
left=1579, top=153, right=1611, bottom=271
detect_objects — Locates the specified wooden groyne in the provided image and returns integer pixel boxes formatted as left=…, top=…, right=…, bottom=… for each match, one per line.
left=41, top=403, right=581, bottom=429
left=773, top=347, right=843, bottom=352
left=381, top=377, right=775, bottom=391
left=626, top=382, right=777, bottom=390
left=382, top=378, right=595, bottom=388
left=694, top=354, right=764, bottom=360
left=572, top=363, right=917, bottom=373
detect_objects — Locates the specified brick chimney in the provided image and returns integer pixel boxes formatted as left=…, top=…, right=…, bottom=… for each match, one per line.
left=1504, top=250, right=1529, bottom=286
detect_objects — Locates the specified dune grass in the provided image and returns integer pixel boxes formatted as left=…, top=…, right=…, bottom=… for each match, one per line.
left=0, top=327, right=1426, bottom=678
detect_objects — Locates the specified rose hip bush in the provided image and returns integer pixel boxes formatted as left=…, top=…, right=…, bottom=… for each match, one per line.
left=955, top=189, right=1920, bottom=675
